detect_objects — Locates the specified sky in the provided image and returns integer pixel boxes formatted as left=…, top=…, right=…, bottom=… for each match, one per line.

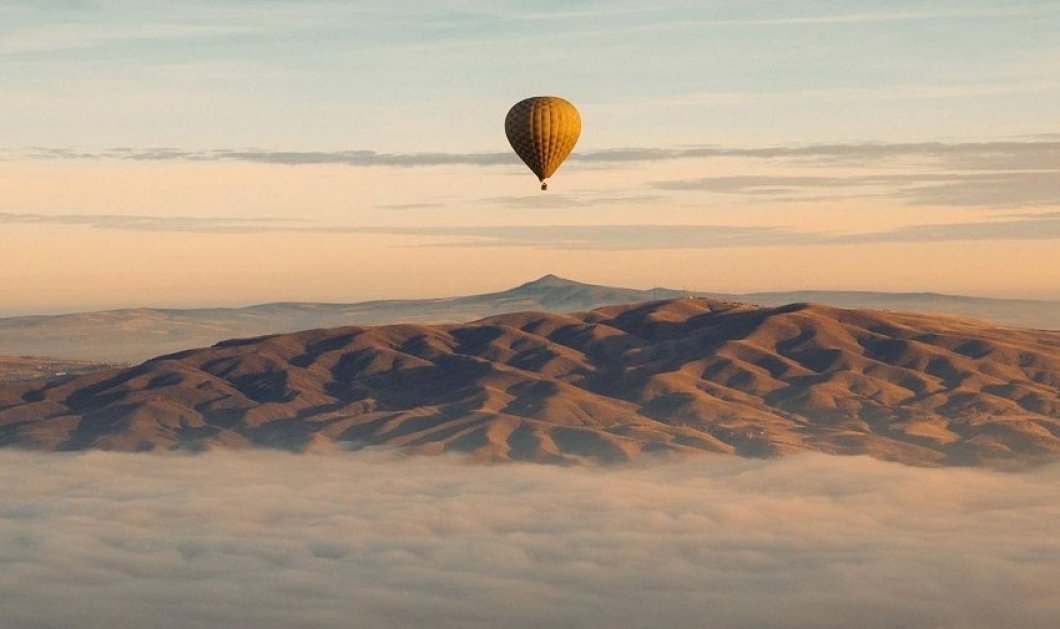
left=2, top=0, right=1059, bottom=313
left=2, top=450, right=1058, bottom=629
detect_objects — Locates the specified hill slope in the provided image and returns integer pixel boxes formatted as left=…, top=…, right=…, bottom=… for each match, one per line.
left=2, top=275, right=1055, bottom=363
left=1, top=298, right=1057, bottom=466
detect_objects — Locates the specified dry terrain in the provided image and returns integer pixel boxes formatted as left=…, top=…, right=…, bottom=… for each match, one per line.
left=0, top=356, right=119, bottom=385
left=1, top=298, right=1057, bottom=465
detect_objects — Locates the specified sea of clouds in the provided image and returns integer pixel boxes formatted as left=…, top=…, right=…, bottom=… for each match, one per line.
left=1, top=451, right=1058, bottom=629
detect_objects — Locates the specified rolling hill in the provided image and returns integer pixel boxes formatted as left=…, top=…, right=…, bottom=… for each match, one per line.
left=1, top=298, right=1056, bottom=466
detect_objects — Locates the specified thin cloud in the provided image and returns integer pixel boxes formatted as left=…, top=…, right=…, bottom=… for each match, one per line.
left=892, top=172, right=1060, bottom=207
left=478, top=193, right=666, bottom=209
left=581, top=140, right=1060, bottom=171
left=13, top=147, right=515, bottom=166
left=0, top=21, right=260, bottom=55
left=0, top=451, right=1058, bottom=629
left=378, top=215, right=1060, bottom=249
left=655, top=175, right=863, bottom=194
left=479, top=3, right=1060, bottom=44
left=374, top=202, right=447, bottom=211
left=4, top=212, right=1058, bottom=247
left=656, top=171, right=1060, bottom=207
left=847, top=214, right=1060, bottom=244
left=0, top=212, right=306, bottom=233
left=14, top=140, right=1060, bottom=171
left=2, top=213, right=798, bottom=245
left=646, top=81, right=1060, bottom=109
left=385, top=224, right=812, bottom=249
left=216, top=149, right=514, bottom=167
left=715, top=6, right=1055, bottom=26
left=1008, top=210, right=1060, bottom=220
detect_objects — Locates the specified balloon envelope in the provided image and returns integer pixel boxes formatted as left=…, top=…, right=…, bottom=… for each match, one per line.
left=505, top=96, right=581, bottom=186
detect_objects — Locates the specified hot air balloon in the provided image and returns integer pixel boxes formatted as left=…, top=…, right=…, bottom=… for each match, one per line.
left=504, top=96, right=581, bottom=191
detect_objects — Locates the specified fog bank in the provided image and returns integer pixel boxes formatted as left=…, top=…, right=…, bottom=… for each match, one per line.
left=1, top=451, right=1058, bottom=628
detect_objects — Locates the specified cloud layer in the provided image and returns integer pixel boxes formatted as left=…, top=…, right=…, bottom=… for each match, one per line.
left=15, top=140, right=1058, bottom=211
left=4, top=212, right=1057, bottom=248
left=1, top=451, right=1058, bottom=629
left=17, top=139, right=1060, bottom=170
left=655, top=172, right=1060, bottom=207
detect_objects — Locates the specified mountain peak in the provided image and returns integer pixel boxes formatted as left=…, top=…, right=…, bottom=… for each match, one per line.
left=515, top=274, right=585, bottom=290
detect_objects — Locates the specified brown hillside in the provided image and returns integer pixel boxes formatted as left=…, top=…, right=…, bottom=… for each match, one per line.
left=1, top=298, right=1057, bottom=466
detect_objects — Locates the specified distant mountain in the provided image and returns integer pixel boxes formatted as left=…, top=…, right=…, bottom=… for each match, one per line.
left=0, top=275, right=1055, bottom=363
left=704, top=290, right=1059, bottom=331
left=2, top=298, right=1057, bottom=466
left=0, top=275, right=685, bottom=362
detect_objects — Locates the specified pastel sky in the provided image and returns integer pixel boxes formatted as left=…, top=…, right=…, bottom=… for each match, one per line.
left=2, top=0, right=1059, bottom=314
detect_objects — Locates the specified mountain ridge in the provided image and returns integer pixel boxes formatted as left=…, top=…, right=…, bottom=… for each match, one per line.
left=2, top=297, right=1056, bottom=466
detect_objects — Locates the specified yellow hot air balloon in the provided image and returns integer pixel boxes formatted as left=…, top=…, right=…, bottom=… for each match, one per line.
left=505, top=96, right=581, bottom=190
